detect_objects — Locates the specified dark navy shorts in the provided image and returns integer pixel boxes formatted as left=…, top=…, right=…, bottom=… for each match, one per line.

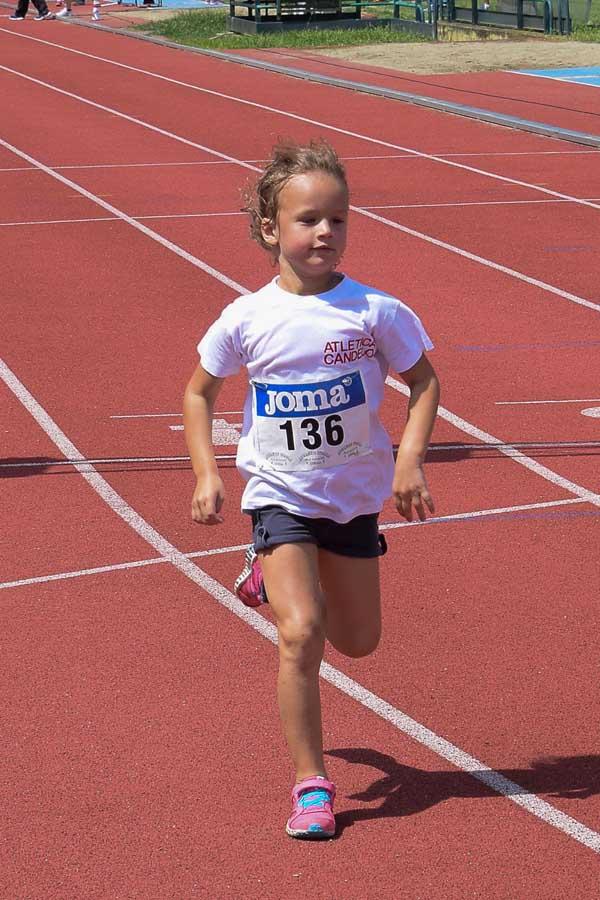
left=245, top=505, right=387, bottom=559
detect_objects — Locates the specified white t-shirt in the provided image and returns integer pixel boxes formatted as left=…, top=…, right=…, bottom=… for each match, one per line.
left=198, top=275, right=433, bottom=523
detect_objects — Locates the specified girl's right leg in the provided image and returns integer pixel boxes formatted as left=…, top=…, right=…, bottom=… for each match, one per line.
left=259, top=541, right=327, bottom=783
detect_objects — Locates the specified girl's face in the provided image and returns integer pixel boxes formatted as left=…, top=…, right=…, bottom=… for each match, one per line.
left=262, top=171, right=348, bottom=294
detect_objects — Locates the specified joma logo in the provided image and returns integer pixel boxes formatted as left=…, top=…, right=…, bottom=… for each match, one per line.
left=264, top=384, right=350, bottom=416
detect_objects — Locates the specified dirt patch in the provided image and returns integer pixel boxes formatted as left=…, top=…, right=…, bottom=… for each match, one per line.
left=317, top=38, right=600, bottom=74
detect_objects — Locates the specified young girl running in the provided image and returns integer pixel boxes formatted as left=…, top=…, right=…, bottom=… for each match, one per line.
left=183, top=140, right=440, bottom=839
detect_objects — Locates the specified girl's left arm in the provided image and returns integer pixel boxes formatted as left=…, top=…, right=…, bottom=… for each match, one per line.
left=392, top=353, right=440, bottom=522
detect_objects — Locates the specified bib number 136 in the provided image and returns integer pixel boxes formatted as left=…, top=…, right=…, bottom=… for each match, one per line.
left=279, top=414, right=344, bottom=451
left=252, top=371, right=370, bottom=471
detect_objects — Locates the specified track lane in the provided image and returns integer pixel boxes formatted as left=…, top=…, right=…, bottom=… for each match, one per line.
left=3, top=41, right=596, bottom=310
left=3, top=26, right=600, bottom=184
left=4, top=570, right=600, bottom=898
left=372, top=200, right=600, bottom=302
left=234, top=48, right=600, bottom=136
left=6, top=340, right=600, bottom=888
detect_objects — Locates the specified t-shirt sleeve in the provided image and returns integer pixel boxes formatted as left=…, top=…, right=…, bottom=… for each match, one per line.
left=375, top=298, right=434, bottom=374
left=197, top=303, right=244, bottom=377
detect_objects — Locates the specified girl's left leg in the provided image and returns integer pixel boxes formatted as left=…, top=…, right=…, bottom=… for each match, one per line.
left=318, top=551, right=382, bottom=658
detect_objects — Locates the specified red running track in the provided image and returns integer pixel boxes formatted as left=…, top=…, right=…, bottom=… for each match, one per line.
left=236, top=46, right=600, bottom=137
left=1, top=19, right=600, bottom=899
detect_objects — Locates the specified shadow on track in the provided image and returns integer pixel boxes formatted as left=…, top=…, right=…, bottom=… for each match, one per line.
left=0, top=456, right=237, bottom=477
left=0, top=456, right=58, bottom=477
left=326, top=747, right=600, bottom=835
left=419, top=441, right=600, bottom=463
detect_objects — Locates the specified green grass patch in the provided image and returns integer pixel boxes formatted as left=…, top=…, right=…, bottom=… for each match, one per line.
left=571, top=21, right=600, bottom=37
left=137, top=8, right=430, bottom=49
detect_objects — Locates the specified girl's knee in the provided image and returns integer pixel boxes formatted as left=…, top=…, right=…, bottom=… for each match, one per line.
left=278, top=613, right=326, bottom=669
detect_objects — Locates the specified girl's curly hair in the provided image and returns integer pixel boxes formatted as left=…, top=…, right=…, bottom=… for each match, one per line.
left=242, top=139, right=348, bottom=258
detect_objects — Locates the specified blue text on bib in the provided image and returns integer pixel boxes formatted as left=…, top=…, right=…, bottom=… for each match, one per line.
left=254, top=371, right=366, bottom=419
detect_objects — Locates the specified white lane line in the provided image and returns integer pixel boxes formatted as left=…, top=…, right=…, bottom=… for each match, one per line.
left=0, top=542, right=252, bottom=591
left=0, top=211, right=245, bottom=227
left=0, top=150, right=594, bottom=176
left=109, top=410, right=242, bottom=418
left=6, top=197, right=600, bottom=230
left=1, top=216, right=117, bottom=226
left=515, top=71, right=600, bottom=89
left=2, top=78, right=599, bottom=314
left=0, top=138, right=248, bottom=296
left=2, top=43, right=600, bottom=213
left=427, top=440, right=600, bottom=449
left=358, top=207, right=600, bottom=313
left=0, top=150, right=594, bottom=174
left=1, top=358, right=599, bottom=854
left=379, top=497, right=586, bottom=531
left=386, top=376, right=600, bottom=507
left=365, top=198, right=600, bottom=210
left=0, top=497, right=588, bottom=592
left=496, top=398, right=600, bottom=405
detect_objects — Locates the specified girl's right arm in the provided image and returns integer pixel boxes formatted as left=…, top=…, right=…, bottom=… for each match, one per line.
left=183, top=363, right=226, bottom=525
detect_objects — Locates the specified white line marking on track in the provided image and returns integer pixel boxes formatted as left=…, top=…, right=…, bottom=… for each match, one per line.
left=0, top=150, right=594, bottom=174
left=6, top=197, right=600, bottom=229
left=0, top=138, right=248, bottom=296
left=1, top=71, right=599, bottom=313
left=0, top=46, right=600, bottom=216
left=5, top=199, right=600, bottom=228
left=0, top=542, right=252, bottom=591
left=0, top=211, right=245, bottom=227
left=358, top=208, right=600, bottom=313
left=111, top=410, right=242, bottom=418
left=365, top=198, right=599, bottom=209
left=1, top=216, right=116, bottom=226
left=379, top=497, right=587, bottom=530
left=0, top=160, right=255, bottom=172
left=496, top=398, right=600, bottom=405
left=515, top=70, right=600, bottom=89
left=2, top=356, right=600, bottom=853
left=0, top=498, right=587, bottom=592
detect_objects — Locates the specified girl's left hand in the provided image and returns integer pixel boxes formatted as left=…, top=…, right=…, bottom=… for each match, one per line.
left=392, top=459, right=435, bottom=522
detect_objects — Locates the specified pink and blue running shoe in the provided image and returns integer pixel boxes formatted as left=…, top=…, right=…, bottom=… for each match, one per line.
left=234, top=547, right=268, bottom=607
left=286, top=776, right=336, bottom=839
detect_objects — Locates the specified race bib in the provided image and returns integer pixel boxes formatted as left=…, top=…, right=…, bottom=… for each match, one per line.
left=252, top=371, right=371, bottom=471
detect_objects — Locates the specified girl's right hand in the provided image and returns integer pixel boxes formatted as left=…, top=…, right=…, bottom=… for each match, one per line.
left=191, top=474, right=225, bottom=525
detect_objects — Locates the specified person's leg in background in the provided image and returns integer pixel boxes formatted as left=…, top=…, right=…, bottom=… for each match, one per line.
left=10, top=0, right=30, bottom=19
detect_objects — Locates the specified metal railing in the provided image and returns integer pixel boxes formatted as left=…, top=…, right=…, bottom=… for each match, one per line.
left=442, top=0, right=571, bottom=32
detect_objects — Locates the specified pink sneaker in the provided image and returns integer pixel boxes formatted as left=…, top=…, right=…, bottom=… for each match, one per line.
left=234, top=547, right=267, bottom=607
left=286, top=776, right=336, bottom=839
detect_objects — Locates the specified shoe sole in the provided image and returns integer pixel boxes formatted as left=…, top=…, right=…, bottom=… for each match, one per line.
left=286, top=824, right=335, bottom=839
